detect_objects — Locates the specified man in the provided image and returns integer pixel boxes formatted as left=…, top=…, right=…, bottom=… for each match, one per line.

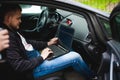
left=0, top=4, right=93, bottom=80
left=0, top=29, right=9, bottom=51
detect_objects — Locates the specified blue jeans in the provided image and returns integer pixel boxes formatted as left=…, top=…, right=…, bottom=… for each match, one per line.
left=26, top=50, right=93, bottom=79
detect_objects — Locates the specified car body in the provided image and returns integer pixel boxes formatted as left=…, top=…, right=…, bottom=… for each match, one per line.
left=0, top=0, right=119, bottom=80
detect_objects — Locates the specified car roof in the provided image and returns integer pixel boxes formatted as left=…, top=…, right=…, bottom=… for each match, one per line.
left=0, top=0, right=110, bottom=17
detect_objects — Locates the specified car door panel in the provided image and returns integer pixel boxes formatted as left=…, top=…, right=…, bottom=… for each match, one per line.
left=108, top=3, right=120, bottom=80
left=103, top=40, right=120, bottom=80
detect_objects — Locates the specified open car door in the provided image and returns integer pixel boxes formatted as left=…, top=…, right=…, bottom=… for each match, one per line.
left=106, top=3, right=120, bottom=80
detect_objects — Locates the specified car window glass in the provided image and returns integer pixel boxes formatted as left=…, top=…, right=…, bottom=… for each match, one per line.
left=99, top=18, right=112, bottom=38
left=115, top=14, right=120, bottom=31
left=114, top=13, right=120, bottom=41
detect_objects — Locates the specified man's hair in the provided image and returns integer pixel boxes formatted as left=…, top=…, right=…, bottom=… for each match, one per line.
left=0, top=4, right=22, bottom=23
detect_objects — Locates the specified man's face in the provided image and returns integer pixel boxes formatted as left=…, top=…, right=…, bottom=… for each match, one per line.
left=9, top=10, right=22, bottom=29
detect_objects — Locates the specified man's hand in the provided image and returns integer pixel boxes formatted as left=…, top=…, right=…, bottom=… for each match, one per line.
left=0, top=29, right=9, bottom=51
left=41, top=47, right=53, bottom=60
left=47, top=37, right=58, bottom=46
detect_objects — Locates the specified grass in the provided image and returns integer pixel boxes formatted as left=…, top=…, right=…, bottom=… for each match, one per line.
left=75, top=0, right=120, bottom=12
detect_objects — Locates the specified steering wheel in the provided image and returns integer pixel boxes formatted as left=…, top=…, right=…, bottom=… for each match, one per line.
left=36, top=9, right=49, bottom=31
left=51, top=12, right=61, bottom=23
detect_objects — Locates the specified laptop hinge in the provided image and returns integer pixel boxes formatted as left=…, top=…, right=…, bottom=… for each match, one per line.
left=57, top=45, right=69, bottom=52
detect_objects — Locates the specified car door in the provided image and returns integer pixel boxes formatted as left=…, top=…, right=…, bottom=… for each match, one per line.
left=105, top=3, right=120, bottom=80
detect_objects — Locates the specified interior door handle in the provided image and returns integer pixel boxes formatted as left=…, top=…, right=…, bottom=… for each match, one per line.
left=85, top=32, right=92, bottom=43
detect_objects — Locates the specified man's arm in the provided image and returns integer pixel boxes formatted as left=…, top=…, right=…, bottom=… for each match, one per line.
left=27, top=40, right=48, bottom=50
left=27, top=37, right=58, bottom=50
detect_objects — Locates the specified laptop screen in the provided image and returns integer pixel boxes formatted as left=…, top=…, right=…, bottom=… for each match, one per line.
left=57, top=25, right=74, bottom=50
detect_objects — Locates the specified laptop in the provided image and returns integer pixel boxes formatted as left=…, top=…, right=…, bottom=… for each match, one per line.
left=47, top=24, right=75, bottom=60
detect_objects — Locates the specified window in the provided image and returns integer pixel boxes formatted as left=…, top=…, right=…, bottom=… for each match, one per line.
left=99, top=18, right=112, bottom=38
left=20, top=4, right=42, bottom=14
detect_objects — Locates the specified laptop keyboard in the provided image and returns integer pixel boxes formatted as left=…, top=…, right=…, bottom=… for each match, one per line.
left=49, top=45, right=66, bottom=54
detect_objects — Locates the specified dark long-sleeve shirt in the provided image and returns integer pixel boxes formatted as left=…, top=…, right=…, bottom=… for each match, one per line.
left=1, top=23, right=48, bottom=80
